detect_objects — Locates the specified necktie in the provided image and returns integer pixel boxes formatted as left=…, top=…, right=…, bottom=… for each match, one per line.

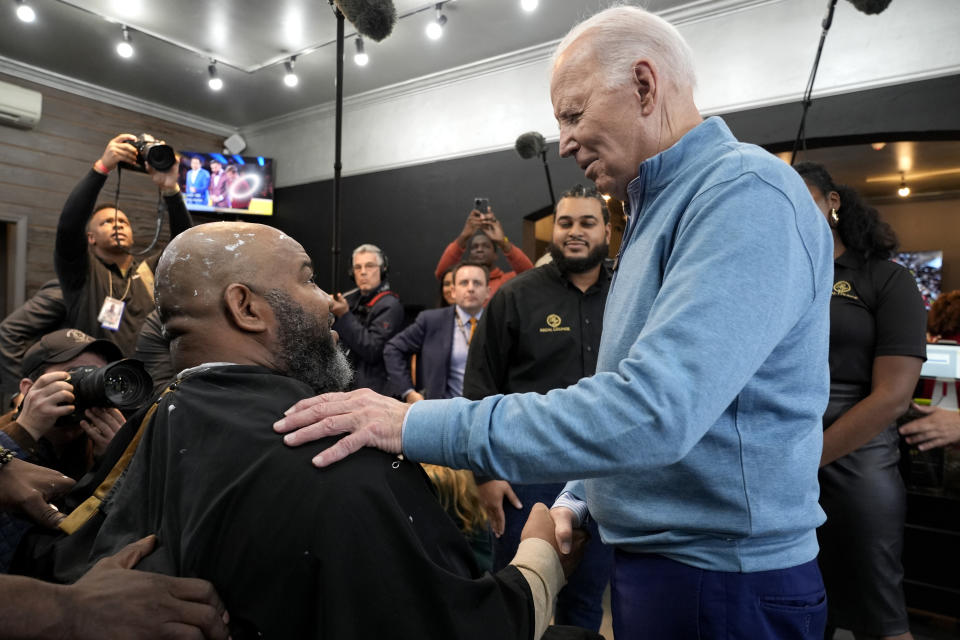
left=468, top=317, right=477, bottom=344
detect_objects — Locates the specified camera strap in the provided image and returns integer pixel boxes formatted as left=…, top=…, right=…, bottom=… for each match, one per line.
left=58, top=387, right=172, bottom=535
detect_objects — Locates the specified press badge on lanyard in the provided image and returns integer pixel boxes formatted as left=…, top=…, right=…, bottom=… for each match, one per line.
left=98, top=296, right=125, bottom=331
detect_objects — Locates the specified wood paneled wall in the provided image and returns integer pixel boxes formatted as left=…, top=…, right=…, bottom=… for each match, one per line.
left=0, top=72, right=224, bottom=303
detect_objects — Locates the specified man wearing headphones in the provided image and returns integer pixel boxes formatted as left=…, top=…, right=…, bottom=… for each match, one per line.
left=331, top=244, right=404, bottom=394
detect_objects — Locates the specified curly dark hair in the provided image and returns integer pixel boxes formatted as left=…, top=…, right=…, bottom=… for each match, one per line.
left=929, top=290, right=960, bottom=339
left=559, top=183, right=610, bottom=223
left=794, top=161, right=898, bottom=260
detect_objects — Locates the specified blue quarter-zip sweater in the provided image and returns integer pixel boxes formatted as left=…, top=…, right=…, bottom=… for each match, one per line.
left=405, top=117, right=833, bottom=572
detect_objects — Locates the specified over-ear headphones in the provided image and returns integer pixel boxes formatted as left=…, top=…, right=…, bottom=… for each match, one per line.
left=347, top=243, right=389, bottom=284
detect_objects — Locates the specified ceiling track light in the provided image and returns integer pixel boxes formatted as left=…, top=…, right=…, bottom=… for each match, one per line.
left=897, top=171, right=911, bottom=198
left=520, top=0, right=539, bottom=12
left=354, top=37, right=369, bottom=67
left=283, top=56, right=299, bottom=87
left=207, top=60, right=223, bottom=91
left=116, top=25, right=134, bottom=59
left=15, top=0, right=35, bottom=23
left=426, top=3, right=447, bottom=40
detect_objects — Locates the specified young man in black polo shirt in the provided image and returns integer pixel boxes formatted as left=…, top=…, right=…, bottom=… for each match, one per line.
left=463, top=184, right=614, bottom=631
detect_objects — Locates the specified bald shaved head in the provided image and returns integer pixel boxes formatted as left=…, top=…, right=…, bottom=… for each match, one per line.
left=156, top=222, right=294, bottom=325
left=155, top=222, right=351, bottom=392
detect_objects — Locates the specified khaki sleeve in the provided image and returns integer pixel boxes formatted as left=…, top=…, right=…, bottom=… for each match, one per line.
left=510, top=537, right=566, bottom=639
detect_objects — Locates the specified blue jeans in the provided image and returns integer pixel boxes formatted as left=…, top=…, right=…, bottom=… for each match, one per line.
left=492, top=482, right=613, bottom=632
left=611, top=551, right=827, bottom=639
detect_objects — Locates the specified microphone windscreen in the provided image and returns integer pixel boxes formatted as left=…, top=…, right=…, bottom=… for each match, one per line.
left=846, top=0, right=892, bottom=14
left=334, top=0, right=397, bottom=42
left=515, top=131, right=546, bottom=159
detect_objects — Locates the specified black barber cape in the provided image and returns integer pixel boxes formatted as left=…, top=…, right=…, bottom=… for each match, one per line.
left=15, top=365, right=534, bottom=639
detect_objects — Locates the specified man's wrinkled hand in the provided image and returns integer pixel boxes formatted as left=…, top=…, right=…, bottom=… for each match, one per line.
left=521, top=503, right=588, bottom=579
left=476, top=479, right=522, bottom=537
left=0, top=457, right=73, bottom=528
left=274, top=388, right=409, bottom=467
left=63, top=535, right=230, bottom=640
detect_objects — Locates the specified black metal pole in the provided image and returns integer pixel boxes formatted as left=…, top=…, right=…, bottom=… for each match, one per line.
left=331, top=6, right=345, bottom=292
left=790, top=0, right=837, bottom=165
left=540, top=150, right=556, bottom=208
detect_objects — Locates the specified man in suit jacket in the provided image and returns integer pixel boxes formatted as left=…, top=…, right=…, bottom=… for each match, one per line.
left=385, top=262, right=489, bottom=402
left=184, top=157, right=210, bottom=206
left=207, top=160, right=230, bottom=209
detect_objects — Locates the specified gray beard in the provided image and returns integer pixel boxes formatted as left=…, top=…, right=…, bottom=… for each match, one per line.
left=264, top=290, right=353, bottom=394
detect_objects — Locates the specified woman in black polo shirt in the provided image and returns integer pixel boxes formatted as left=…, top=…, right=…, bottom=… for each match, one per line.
left=795, top=162, right=926, bottom=640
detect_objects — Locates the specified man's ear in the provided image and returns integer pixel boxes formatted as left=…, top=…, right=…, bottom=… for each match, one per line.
left=223, top=283, right=271, bottom=333
left=18, top=377, right=34, bottom=399
left=632, top=61, right=657, bottom=116
left=86, top=230, right=96, bottom=246
left=604, top=222, right=612, bottom=244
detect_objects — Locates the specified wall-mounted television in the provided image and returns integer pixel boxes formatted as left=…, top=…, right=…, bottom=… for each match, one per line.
left=177, top=153, right=275, bottom=216
left=891, top=250, right=942, bottom=310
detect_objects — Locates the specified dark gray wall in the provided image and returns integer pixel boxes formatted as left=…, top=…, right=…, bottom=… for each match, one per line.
left=274, top=74, right=960, bottom=309
left=274, top=143, right=586, bottom=309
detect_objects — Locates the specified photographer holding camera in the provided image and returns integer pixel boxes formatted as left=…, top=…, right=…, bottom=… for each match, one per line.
left=434, top=205, right=533, bottom=303
left=55, top=133, right=192, bottom=356
left=0, top=328, right=127, bottom=570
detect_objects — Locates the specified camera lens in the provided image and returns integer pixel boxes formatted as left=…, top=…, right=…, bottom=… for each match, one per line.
left=145, top=143, right=177, bottom=172
left=69, top=359, right=154, bottom=414
left=102, top=361, right=152, bottom=410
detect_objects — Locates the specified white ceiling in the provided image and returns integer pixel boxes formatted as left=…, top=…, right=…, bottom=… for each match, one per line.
left=0, top=0, right=692, bottom=128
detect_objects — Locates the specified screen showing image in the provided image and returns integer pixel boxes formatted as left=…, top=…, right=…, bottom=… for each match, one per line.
left=891, top=250, right=942, bottom=310
left=178, top=152, right=275, bottom=216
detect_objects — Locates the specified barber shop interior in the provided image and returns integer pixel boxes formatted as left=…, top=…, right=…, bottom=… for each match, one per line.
left=0, top=1, right=958, bottom=639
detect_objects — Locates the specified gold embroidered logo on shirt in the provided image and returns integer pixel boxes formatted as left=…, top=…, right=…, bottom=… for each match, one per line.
left=832, top=280, right=858, bottom=300
left=540, top=313, right=571, bottom=333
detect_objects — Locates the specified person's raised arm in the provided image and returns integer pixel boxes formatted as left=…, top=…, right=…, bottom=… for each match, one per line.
left=435, top=209, right=486, bottom=279
left=483, top=215, right=533, bottom=274
left=55, top=134, right=138, bottom=290
left=146, top=164, right=192, bottom=239
left=333, top=296, right=404, bottom=364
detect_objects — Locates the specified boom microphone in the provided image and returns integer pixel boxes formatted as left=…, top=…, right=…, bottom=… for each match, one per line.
left=846, top=0, right=892, bottom=14
left=333, top=0, right=397, bottom=42
left=515, top=131, right=546, bottom=160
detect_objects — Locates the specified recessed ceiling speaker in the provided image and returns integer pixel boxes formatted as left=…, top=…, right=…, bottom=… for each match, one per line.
left=223, top=133, right=246, bottom=155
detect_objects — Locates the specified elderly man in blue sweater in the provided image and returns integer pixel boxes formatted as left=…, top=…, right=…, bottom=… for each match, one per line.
left=276, top=6, right=833, bottom=638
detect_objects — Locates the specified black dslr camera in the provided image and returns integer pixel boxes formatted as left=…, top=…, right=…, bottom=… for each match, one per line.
left=120, top=134, right=177, bottom=173
left=65, top=359, right=154, bottom=421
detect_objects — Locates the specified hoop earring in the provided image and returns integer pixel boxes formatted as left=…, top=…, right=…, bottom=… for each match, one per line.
left=830, top=209, right=839, bottom=225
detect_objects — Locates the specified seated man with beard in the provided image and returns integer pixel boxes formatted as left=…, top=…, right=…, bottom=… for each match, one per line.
left=16, top=222, right=577, bottom=640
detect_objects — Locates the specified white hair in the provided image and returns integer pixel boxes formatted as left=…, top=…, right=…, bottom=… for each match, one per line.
left=554, top=5, right=697, bottom=92
left=352, top=243, right=384, bottom=266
